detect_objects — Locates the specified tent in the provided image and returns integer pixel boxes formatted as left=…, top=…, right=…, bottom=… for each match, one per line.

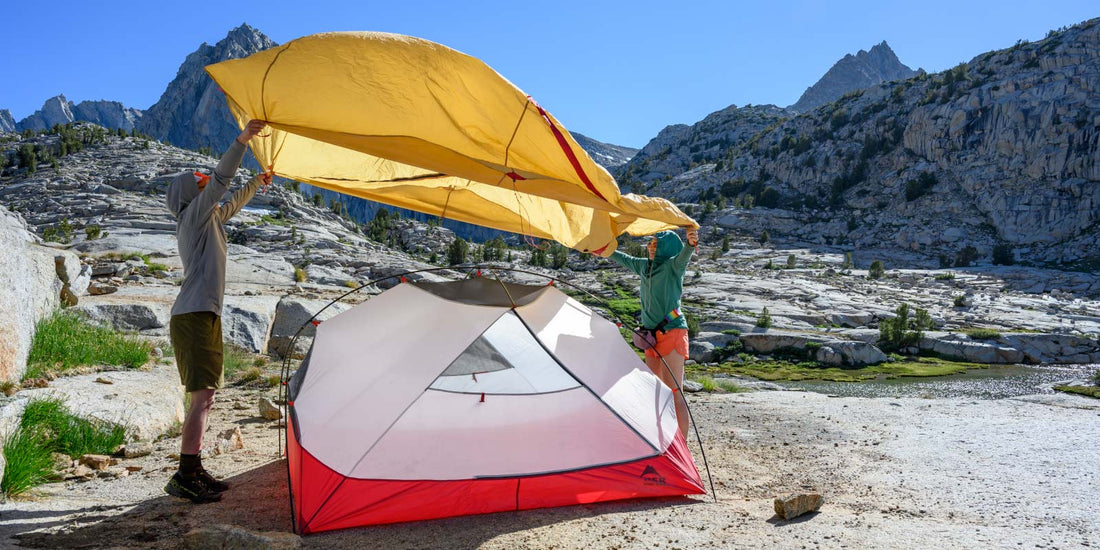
left=205, top=31, right=697, bottom=256
left=286, top=277, right=704, bottom=533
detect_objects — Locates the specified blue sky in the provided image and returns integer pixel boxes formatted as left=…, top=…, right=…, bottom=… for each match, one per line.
left=1, top=1, right=1095, bottom=147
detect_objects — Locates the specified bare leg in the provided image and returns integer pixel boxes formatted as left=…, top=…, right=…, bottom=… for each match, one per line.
left=181, top=389, right=216, bottom=455
left=646, top=351, right=690, bottom=436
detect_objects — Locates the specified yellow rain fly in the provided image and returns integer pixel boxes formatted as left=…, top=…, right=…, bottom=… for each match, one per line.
left=205, top=32, right=697, bottom=255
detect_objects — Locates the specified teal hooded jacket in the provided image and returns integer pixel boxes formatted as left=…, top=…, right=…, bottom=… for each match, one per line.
left=609, top=231, right=694, bottom=331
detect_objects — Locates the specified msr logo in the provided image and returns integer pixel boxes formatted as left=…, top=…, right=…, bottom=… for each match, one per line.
left=640, top=465, right=666, bottom=486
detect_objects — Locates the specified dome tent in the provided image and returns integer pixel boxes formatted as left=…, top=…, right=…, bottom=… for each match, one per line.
left=285, top=276, right=704, bottom=533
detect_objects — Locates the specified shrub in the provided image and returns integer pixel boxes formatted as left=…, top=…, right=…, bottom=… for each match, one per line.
left=878, top=303, right=932, bottom=352
left=551, top=244, right=568, bottom=269
left=294, top=267, right=307, bottom=282
left=447, top=238, right=469, bottom=265
left=953, top=295, right=967, bottom=307
left=841, top=252, right=853, bottom=269
left=868, top=260, right=885, bottom=279
left=955, top=245, right=979, bottom=267
left=27, top=311, right=150, bottom=378
left=84, top=224, right=102, bottom=240
left=756, top=307, right=772, bottom=329
left=758, top=230, right=770, bottom=245
left=686, top=312, right=700, bottom=338
left=992, top=244, right=1015, bottom=266
left=786, top=254, right=796, bottom=269
left=936, top=272, right=956, bottom=280
left=528, top=246, right=548, bottom=267
left=905, top=172, right=938, bottom=201
left=721, top=236, right=730, bottom=253
left=964, top=328, right=1001, bottom=340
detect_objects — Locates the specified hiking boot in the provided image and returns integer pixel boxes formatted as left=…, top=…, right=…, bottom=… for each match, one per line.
left=164, top=472, right=222, bottom=504
left=195, top=467, right=229, bottom=493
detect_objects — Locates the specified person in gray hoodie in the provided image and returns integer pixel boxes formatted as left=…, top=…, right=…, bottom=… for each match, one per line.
left=164, top=119, right=268, bottom=503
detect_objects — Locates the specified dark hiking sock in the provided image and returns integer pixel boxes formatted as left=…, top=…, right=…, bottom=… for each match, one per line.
left=179, top=453, right=202, bottom=476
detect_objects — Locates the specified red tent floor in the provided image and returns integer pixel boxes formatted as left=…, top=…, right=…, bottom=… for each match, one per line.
left=287, top=421, right=705, bottom=534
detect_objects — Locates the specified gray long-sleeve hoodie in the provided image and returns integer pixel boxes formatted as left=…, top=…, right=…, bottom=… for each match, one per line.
left=166, top=141, right=261, bottom=317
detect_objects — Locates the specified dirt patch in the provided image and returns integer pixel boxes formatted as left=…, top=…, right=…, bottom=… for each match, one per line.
left=2, top=389, right=1097, bottom=549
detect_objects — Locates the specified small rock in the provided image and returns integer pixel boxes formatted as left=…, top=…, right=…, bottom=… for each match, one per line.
left=183, top=525, right=302, bottom=550
left=68, top=465, right=94, bottom=480
left=214, top=427, right=244, bottom=455
left=123, top=441, right=154, bottom=458
left=774, top=492, right=823, bottom=520
left=152, top=347, right=165, bottom=359
left=125, top=465, right=144, bottom=472
left=88, top=282, right=119, bottom=295
left=94, top=376, right=114, bottom=385
left=167, top=453, right=180, bottom=460
left=79, top=454, right=112, bottom=470
left=682, top=380, right=704, bottom=393
left=233, top=401, right=250, bottom=410
left=258, top=398, right=282, bottom=420
left=51, top=452, right=73, bottom=471
left=23, top=378, right=49, bottom=389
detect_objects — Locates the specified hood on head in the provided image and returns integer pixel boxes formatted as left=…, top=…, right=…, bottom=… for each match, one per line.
left=653, top=230, right=683, bottom=262
left=166, top=172, right=202, bottom=217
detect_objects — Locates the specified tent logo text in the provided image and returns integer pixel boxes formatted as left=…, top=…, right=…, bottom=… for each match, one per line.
left=640, top=465, right=666, bottom=486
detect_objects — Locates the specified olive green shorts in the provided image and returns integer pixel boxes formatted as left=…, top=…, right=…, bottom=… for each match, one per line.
left=170, top=312, right=224, bottom=392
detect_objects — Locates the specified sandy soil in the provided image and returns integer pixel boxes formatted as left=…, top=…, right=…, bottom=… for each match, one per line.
left=1, top=386, right=1097, bottom=549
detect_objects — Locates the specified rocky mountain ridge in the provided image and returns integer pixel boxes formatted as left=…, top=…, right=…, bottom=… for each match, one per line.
left=624, top=18, right=1100, bottom=268
left=135, top=23, right=277, bottom=154
left=0, top=110, right=14, bottom=133
left=570, top=132, right=638, bottom=168
left=14, top=95, right=143, bottom=132
left=789, top=41, right=921, bottom=113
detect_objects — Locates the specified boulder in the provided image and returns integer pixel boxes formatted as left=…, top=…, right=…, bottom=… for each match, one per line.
left=0, top=206, right=63, bottom=381
left=919, top=335, right=1025, bottom=364
left=1001, top=333, right=1100, bottom=364
left=269, top=297, right=351, bottom=358
left=739, top=330, right=821, bottom=354
left=222, top=295, right=280, bottom=353
left=815, top=341, right=888, bottom=366
left=72, top=302, right=168, bottom=331
left=41, top=362, right=184, bottom=441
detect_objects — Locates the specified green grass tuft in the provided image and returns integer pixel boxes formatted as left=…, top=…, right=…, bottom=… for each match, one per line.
left=0, top=429, right=54, bottom=497
left=1053, top=385, right=1100, bottom=399
left=2, top=397, right=126, bottom=497
left=26, top=311, right=150, bottom=379
left=963, top=328, right=1002, bottom=340
left=688, top=374, right=749, bottom=393
left=222, top=345, right=257, bottom=381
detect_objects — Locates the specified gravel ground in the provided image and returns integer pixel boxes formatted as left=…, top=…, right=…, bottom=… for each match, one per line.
left=1, top=387, right=1097, bottom=549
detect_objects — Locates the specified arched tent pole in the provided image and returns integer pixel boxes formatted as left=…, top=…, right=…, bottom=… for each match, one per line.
left=277, top=264, right=719, bottom=532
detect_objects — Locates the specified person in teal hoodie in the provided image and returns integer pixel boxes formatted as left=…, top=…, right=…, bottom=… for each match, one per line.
left=609, top=227, right=698, bottom=436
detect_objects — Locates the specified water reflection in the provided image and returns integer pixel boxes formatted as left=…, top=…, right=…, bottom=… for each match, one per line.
left=779, top=363, right=1100, bottom=400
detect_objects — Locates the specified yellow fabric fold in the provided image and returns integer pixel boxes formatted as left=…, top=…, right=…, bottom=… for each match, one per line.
left=205, top=31, right=697, bottom=255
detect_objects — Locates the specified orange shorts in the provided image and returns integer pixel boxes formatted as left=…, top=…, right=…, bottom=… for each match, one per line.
left=644, top=328, right=690, bottom=359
